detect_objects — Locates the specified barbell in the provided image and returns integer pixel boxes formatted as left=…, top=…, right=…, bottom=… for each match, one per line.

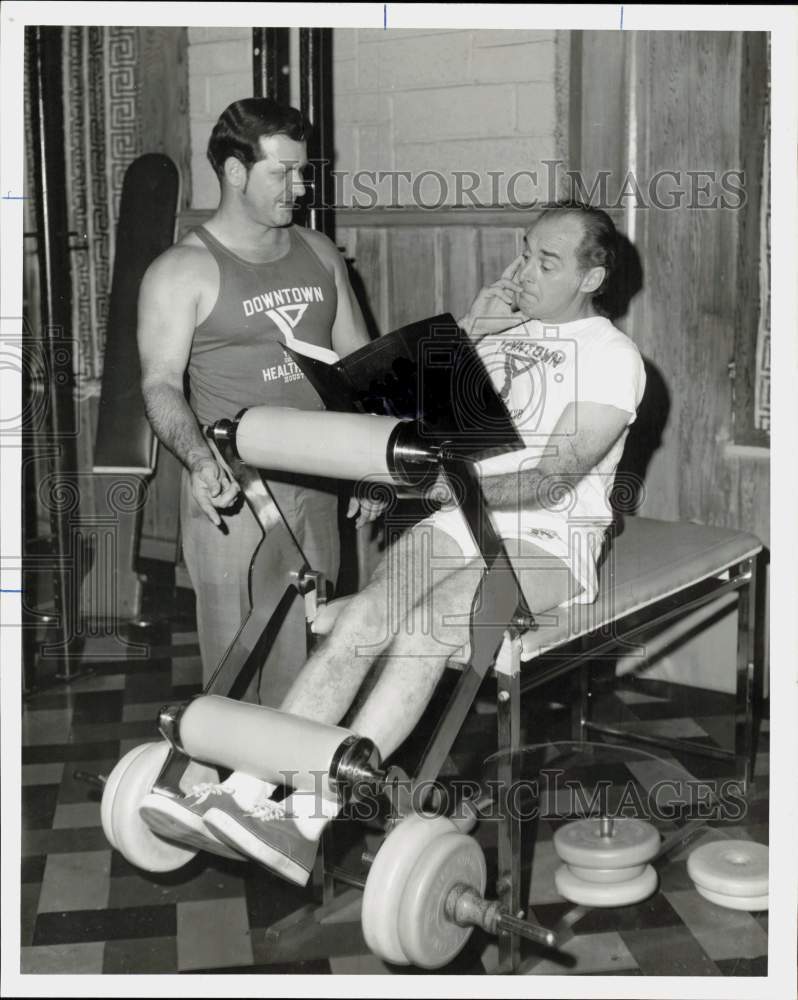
left=362, top=813, right=557, bottom=969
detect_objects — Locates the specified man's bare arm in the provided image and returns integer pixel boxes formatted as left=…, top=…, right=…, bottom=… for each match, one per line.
left=479, top=401, right=633, bottom=512
left=137, top=249, right=239, bottom=525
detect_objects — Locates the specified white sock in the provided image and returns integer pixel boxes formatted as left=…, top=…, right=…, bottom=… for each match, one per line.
left=285, top=789, right=341, bottom=840
left=225, top=772, right=277, bottom=811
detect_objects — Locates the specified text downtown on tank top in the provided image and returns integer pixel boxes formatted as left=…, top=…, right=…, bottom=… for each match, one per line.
left=187, top=225, right=339, bottom=424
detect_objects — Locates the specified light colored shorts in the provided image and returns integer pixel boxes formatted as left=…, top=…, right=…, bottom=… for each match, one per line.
left=420, top=507, right=608, bottom=610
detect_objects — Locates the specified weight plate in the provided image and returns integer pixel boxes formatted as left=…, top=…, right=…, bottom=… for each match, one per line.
left=105, top=741, right=197, bottom=873
left=567, top=862, right=646, bottom=884
left=101, top=743, right=152, bottom=851
left=694, top=883, right=768, bottom=912
left=555, top=863, right=658, bottom=907
left=362, top=814, right=457, bottom=966
left=398, top=832, right=487, bottom=970
left=554, top=818, right=660, bottom=869
left=687, top=840, right=768, bottom=898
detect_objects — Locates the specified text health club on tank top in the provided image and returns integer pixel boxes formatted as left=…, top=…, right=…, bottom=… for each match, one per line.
left=187, top=225, right=339, bottom=424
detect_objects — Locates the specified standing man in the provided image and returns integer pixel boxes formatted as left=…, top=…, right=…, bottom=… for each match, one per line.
left=137, top=98, right=375, bottom=701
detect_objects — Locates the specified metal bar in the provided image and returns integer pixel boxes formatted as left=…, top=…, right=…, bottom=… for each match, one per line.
left=299, top=28, right=334, bottom=238
left=412, top=662, right=497, bottom=792
left=496, top=648, right=522, bottom=974
left=326, top=867, right=366, bottom=892
left=204, top=583, right=299, bottom=699
left=411, top=459, right=525, bottom=790
left=252, top=27, right=290, bottom=102
left=27, top=25, right=79, bottom=679
left=321, top=825, right=337, bottom=903
left=582, top=721, right=736, bottom=762
left=734, top=557, right=759, bottom=792
left=519, top=572, right=755, bottom=696
left=572, top=640, right=590, bottom=741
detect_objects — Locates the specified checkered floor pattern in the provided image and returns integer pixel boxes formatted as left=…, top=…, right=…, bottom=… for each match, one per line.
left=20, top=606, right=769, bottom=976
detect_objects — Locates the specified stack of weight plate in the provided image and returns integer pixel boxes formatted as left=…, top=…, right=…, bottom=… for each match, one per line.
left=687, top=840, right=769, bottom=911
left=553, top=817, right=660, bottom=907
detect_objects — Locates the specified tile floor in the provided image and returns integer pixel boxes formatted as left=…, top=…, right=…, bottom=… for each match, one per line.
left=19, top=590, right=769, bottom=978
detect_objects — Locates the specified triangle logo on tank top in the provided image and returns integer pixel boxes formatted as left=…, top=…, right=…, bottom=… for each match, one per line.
left=265, top=304, right=308, bottom=339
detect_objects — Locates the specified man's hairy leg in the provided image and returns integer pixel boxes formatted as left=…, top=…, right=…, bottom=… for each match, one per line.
left=350, top=535, right=579, bottom=758
left=279, top=520, right=469, bottom=725
left=348, top=559, right=481, bottom=757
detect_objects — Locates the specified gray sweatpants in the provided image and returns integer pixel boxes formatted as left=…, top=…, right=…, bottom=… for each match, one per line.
left=180, top=469, right=341, bottom=706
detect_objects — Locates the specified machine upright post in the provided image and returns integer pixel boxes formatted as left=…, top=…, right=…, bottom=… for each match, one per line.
left=252, top=27, right=290, bottom=103
left=299, top=28, right=335, bottom=240
left=27, top=25, right=80, bottom=679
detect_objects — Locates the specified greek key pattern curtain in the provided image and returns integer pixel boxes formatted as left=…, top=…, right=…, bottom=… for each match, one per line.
left=62, top=26, right=141, bottom=385
left=25, top=26, right=192, bottom=386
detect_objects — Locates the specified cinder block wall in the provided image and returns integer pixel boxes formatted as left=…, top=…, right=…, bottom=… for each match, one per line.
left=188, top=27, right=563, bottom=209
left=187, top=27, right=252, bottom=209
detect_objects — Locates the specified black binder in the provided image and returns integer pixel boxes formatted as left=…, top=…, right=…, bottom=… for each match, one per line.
left=285, top=314, right=524, bottom=462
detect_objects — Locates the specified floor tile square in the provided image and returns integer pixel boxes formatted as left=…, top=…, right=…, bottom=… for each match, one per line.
left=171, top=654, right=203, bottom=687
left=102, top=935, right=178, bottom=974
left=107, top=856, right=248, bottom=909
left=176, top=897, right=253, bottom=971
left=525, top=930, right=639, bottom=975
left=51, top=801, right=102, bottom=829
left=21, top=941, right=106, bottom=974
left=64, top=674, right=127, bottom=692
left=70, top=690, right=124, bottom=726
left=20, top=882, right=43, bottom=948
left=122, top=701, right=165, bottom=723
left=21, top=784, right=60, bottom=830
left=21, top=762, right=65, bottom=786
left=21, top=855, right=47, bottom=884
left=33, top=904, right=176, bottom=945
left=22, top=708, right=73, bottom=746
left=38, top=850, right=111, bottom=913
left=664, top=889, right=769, bottom=961
left=621, top=924, right=719, bottom=976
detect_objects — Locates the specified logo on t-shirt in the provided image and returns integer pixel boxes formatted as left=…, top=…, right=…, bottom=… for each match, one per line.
left=262, top=348, right=305, bottom=385
left=264, top=304, right=308, bottom=340
left=242, top=285, right=324, bottom=319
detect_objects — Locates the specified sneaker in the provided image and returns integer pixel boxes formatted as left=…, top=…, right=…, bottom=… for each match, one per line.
left=204, top=795, right=320, bottom=886
left=139, top=781, right=246, bottom=862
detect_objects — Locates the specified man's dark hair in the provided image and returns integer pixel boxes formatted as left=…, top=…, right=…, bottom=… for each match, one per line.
left=207, top=98, right=311, bottom=181
left=537, top=200, right=617, bottom=296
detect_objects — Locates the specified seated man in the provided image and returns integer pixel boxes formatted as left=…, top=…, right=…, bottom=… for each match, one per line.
left=179, top=201, right=648, bottom=885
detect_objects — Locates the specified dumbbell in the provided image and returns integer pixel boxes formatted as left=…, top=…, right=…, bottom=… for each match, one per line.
left=362, top=814, right=557, bottom=969
left=553, top=816, right=660, bottom=907
left=687, top=840, right=768, bottom=911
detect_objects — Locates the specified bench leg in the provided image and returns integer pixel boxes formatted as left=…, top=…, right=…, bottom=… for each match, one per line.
left=734, top=557, right=758, bottom=794
left=496, top=638, right=522, bottom=974
left=571, top=656, right=591, bottom=743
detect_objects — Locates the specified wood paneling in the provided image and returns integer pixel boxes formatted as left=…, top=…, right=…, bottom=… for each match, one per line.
left=138, top=27, right=193, bottom=211
left=386, top=228, right=438, bottom=330
left=578, top=30, right=768, bottom=545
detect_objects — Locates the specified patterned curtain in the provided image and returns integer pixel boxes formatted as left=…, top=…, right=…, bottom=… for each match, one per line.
left=23, top=26, right=192, bottom=388
left=62, top=26, right=142, bottom=385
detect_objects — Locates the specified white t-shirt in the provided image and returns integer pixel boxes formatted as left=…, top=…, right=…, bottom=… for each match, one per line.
left=473, top=314, right=646, bottom=535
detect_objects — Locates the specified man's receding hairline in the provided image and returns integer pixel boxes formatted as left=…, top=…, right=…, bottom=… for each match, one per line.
left=524, top=212, right=587, bottom=260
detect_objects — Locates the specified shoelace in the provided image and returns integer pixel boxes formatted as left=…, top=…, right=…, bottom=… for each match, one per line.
left=186, top=782, right=231, bottom=806
left=247, top=799, right=286, bottom=822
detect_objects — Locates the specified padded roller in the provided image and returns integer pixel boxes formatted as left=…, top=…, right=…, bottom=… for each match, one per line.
left=236, top=407, right=401, bottom=482
left=178, top=695, right=353, bottom=798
